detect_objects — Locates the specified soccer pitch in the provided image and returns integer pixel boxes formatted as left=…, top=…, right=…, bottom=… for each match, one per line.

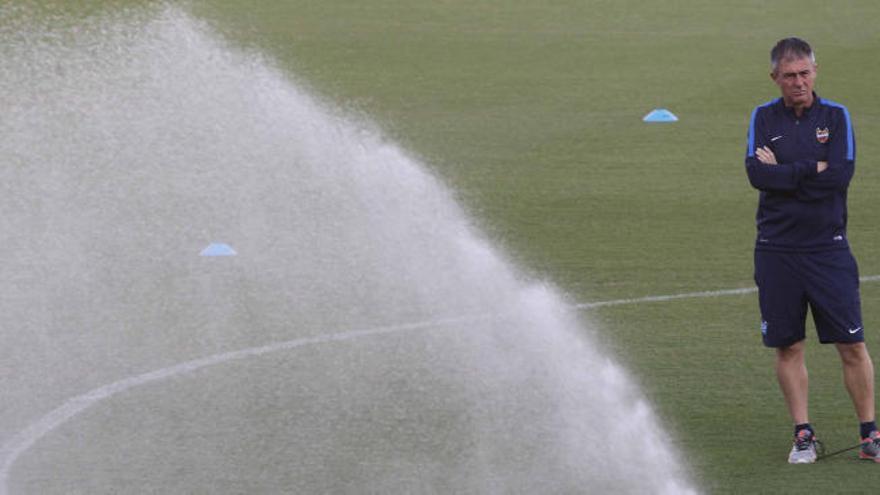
left=194, top=1, right=880, bottom=492
left=5, top=0, right=880, bottom=493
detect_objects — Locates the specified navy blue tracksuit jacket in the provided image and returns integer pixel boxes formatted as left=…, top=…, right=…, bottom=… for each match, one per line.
left=745, top=94, right=855, bottom=252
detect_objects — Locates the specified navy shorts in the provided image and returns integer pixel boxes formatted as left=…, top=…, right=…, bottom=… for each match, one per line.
left=754, top=249, right=863, bottom=347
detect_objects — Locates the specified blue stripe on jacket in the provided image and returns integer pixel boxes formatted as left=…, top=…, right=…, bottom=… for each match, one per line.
left=747, top=99, right=780, bottom=157
left=819, top=98, right=855, bottom=161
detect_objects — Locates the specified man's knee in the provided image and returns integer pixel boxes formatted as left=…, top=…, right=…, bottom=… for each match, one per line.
left=836, top=342, right=871, bottom=366
left=777, top=340, right=806, bottom=362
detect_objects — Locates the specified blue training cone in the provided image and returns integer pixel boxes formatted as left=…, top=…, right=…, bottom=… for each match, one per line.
left=200, top=243, right=237, bottom=256
left=643, top=108, right=678, bottom=123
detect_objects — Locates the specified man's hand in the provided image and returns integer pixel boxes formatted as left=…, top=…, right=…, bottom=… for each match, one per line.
left=756, top=146, right=778, bottom=165
left=756, top=147, right=827, bottom=173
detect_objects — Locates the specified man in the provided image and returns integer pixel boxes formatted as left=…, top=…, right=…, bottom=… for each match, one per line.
left=745, top=37, right=879, bottom=464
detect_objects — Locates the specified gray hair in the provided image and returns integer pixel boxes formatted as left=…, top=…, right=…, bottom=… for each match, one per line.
left=770, top=37, right=815, bottom=73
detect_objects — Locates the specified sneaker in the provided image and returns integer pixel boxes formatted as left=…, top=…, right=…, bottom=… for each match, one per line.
left=860, top=431, right=880, bottom=462
left=788, top=429, right=818, bottom=464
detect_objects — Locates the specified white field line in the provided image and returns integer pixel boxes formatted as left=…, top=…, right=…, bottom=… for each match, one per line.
left=577, top=274, right=880, bottom=310
left=2, top=275, right=879, bottom=493
left=0, top=313, right=497, bottom=495
left=575, top=287, right=756, bottom=309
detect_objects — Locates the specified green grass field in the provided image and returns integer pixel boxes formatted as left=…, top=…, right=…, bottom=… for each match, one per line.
left=188, top=1, right=880, bottom=492
left=34, top=1, right=880, bottom=492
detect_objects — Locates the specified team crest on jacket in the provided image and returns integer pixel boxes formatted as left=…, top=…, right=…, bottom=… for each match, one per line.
left=816, top=127, right=830, bottom=143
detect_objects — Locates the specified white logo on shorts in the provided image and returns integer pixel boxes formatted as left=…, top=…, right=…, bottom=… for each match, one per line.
left=849, top=327, right=863, bottom=334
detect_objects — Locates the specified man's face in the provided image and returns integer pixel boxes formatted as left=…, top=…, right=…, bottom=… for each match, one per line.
left=771, top=56, right=817, bottom=107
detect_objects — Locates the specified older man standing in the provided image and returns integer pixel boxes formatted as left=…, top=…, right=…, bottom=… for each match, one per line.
left=745, top=37, right=879, bottom=464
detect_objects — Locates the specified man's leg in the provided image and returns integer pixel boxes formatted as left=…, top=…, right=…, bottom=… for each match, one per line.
left=777, top=340, right=809, bottom=425
left=835, top=342, right=875, bottom=422
left=756, top=250, right=816, bottom=462
left=777, top=340, right=819, bottom=463
left=835, top=342, right=880, bottom=462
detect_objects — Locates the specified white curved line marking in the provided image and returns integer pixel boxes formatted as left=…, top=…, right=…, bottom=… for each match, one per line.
left=2, top=275, right=879, bottom=493
left=0, top=314, right=491, bottom=495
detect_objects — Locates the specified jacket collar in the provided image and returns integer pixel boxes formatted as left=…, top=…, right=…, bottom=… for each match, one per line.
left=777, top=92, right=819, bottom=118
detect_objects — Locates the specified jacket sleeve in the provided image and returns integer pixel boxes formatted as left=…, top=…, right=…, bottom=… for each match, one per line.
left=795, top=107, right=855, bottom=202
left=744, top=107, right=815, bottom=192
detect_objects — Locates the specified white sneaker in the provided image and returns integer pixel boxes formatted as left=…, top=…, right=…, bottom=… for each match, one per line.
left=788, top=429, right=818, bottom=464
